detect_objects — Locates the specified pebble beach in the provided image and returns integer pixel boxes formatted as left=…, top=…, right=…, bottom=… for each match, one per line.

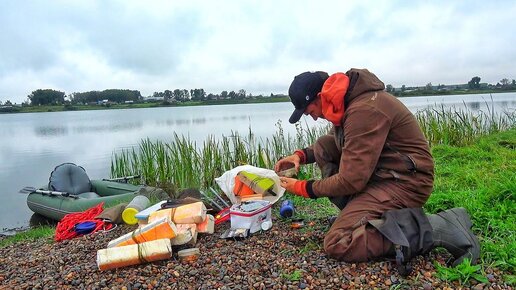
left=0, top=218, right=511, bottom=289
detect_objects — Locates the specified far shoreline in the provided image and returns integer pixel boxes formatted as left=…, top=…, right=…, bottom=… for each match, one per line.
left=1, top=89, right=515, bottom=115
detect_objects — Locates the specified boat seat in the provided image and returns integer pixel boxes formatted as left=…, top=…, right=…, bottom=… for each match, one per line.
left=76, top=191, right=101, bottom=199
left=48, top=163, right=92, bottom=196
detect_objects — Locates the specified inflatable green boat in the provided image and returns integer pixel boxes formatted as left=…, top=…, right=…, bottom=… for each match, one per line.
left=26, top=163, right=142, bottom=221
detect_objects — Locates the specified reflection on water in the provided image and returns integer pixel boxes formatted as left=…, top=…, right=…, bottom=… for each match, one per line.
left=222, top=115, right=249, bottom=121
left=469, top=102, right=480, bottom=110
left=73, top=122, right=143, bottom=133
left=158, top=115, right=249, bottom=127
left=30, top=213, right=57, bottom=228
left=35, top=122, right=144, bottom=136
left=1, top=93, right=515, bottom=233
left=35, top=126, right=68, bottom=137
left=160, top=117, right=208, bottom=126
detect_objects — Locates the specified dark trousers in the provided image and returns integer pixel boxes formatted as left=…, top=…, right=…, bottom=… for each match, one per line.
left=313, top=135, right=431, bottom=262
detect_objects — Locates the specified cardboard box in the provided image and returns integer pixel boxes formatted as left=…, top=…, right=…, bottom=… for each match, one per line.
left=196, top=214, right=214, bottom=234
left=148, top=202, right=207, bottom=224
left=97, top=239, right=172, bottom=271
left=134, top=200, right=167, bottom=221
left=107, top=217, right=178, bottom=248
left=171, top=223, right=197, bottom=246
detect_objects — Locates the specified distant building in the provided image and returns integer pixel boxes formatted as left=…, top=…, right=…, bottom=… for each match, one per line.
left=144, top=96, right=164, bottom=102
left=393, top=83, right=489, bottom=92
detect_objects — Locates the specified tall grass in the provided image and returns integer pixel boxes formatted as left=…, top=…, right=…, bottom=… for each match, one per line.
left=111, top=121, right=329, bottom=193
left=416, top=101, right=515, bottom=146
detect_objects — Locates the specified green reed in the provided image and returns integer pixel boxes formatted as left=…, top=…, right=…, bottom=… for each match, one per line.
left=416, top=101, right=515, bottom=147
left=111, top=121, right=329, bottom=191
left=111, top=105, right=514, bottom=191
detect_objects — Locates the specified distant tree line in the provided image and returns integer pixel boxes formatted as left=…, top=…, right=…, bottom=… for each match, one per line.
left=69, top=89, right=142, bottom=104
left=27, top=89, right=66, bottom=106
left=2, top=75, right=515, bottom=106
left=150, top=89, right=252, bottom=102
left=18, top=88, right=281, bottom=106
left=386, top=76, right=516, bottom=97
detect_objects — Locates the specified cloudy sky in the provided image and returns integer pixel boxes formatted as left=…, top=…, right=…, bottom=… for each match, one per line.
left=1, top=0, right=515, bottom=103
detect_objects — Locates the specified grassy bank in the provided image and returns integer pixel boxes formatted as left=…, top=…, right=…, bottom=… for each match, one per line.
left=428, top=130, right=515, bottom=271
left=0, top=225, right=54, bottom=248
left=427, top=130, right=515, bottom=269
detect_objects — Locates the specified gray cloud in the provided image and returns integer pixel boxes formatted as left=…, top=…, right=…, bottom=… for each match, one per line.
left=1, top=0, right=515, bottom=103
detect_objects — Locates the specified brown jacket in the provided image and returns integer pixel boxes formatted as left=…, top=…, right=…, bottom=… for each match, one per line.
left=305, top=68, right=434, bottom=198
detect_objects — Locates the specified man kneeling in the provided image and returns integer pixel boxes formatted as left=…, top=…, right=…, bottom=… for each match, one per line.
left=275, top=69, right=480, bottom=274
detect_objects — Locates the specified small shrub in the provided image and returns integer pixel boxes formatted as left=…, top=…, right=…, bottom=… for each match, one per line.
left=434, top=258, right=488, bottom=285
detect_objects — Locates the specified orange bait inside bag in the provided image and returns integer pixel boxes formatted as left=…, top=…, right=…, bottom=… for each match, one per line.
left=233, top=176, right=255, bottom=196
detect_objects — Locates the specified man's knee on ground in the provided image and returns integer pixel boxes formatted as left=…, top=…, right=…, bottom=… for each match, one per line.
left=323, top=228, right=368, bottom=262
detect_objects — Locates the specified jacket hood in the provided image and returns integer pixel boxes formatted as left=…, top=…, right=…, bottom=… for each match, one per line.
left=345, top=68, right=385, bottom=103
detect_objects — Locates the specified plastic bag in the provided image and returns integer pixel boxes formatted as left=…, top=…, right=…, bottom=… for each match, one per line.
left=215, top=165, right=284, bottom=205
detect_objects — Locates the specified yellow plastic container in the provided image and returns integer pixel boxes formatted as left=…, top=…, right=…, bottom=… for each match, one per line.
left=122, top=195, right=150, bottom=225
left=122, top=207, right=139, bottom=225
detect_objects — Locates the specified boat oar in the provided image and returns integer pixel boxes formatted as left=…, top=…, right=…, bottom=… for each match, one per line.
left=209, top=187, right=230, bottom=208
left=199, top=190, right=223, bottom=211
left=19, top=187, right=79, bottom=199
left=102, top=174, right=141, bottom=183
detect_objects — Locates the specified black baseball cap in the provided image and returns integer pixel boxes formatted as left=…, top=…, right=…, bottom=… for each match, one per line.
left=288, top=71, right=328, bottom=123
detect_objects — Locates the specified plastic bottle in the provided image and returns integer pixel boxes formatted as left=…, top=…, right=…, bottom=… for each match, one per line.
left=279, top=200, right=295, bottom=218
left=122, top=195, right=150, bottom=225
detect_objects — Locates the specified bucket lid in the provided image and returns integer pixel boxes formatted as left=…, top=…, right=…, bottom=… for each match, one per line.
left=230, top=200, right=270, bottom=213
left=261, top=220, right=272, bottom=231
left=122, top=207, right=139, bottom=225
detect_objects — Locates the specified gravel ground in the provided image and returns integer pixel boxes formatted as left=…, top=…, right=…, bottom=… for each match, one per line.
left=0, top=217, right=512, bottom=290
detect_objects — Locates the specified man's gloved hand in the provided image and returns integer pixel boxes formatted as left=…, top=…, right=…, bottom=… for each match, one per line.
left=279, top=177, right=309, bottom=198
left=274, top=153, right=301, bottom=173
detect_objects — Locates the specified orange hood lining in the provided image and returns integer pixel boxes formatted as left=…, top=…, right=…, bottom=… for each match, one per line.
left=319, top=73, right=349, bottom=126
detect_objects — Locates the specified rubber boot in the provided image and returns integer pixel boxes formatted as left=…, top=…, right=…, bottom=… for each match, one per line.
left=369, top=208, right=434, bottom=276
left=427, top=207, right=480, bottom=266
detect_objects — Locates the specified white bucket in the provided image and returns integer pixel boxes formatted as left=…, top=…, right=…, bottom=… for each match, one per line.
left=230, top=200, right=272, bottom=234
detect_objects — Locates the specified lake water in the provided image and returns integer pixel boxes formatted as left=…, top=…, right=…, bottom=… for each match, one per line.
left=1, top=92, right=515, bottom=233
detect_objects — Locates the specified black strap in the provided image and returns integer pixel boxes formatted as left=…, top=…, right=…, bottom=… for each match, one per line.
left=395, top=245, right=413, bottom=277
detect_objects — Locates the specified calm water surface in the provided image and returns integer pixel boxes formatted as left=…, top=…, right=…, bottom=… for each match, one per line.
left=1, top=93, right=515, bottom=233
